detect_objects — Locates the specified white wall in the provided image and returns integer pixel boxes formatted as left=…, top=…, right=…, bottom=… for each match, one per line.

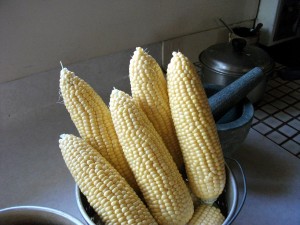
left=0, top=0, right=259, bottom=83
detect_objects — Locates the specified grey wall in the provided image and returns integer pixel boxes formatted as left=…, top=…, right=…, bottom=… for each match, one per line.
left=0, top=0, right=259, bottom=83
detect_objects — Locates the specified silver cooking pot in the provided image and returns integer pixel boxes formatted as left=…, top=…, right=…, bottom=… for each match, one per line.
left=199, top=38, right=274, bottom=103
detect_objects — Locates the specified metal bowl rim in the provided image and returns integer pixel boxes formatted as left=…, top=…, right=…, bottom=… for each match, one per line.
left=0, top=205, right=84, bottom=225
left=76, top=186, right=96, bottom=225
left=75, top=163, right=239, bottom=225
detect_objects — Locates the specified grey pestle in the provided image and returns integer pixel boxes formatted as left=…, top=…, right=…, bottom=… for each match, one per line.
left=208, top=67, right=264, bottom=121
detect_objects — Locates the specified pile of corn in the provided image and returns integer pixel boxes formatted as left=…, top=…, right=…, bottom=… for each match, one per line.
left=59, top=47, right=226, bottom=225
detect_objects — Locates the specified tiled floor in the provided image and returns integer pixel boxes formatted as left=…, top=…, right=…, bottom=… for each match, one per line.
left=252, top=75, right=300, bottom=158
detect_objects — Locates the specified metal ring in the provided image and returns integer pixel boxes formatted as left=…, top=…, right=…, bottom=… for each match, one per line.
left=224, top=157, right=247, bottom=224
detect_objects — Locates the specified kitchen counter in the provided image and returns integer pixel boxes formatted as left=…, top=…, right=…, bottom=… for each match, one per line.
left=232, top=129, right=300, bottom=225
left=1, top=45, right=299, bottom=224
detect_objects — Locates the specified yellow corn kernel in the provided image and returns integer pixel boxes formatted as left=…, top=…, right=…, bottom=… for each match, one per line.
left=109, top=89, right=194, bottom=225
left=188, top=204, right=225, bottom=225
left=167, top=52, right=226, bottom=204
left=59, top=68, right=137, bottom=190
left=59, top=134, right=157, bottom=225
left=129, top=47, right=184, bottom=171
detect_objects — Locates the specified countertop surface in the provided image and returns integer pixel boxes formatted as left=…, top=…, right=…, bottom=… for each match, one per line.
left=1, top=44, right=299, bottom=224
left=1, top=95, right=300, bottom=225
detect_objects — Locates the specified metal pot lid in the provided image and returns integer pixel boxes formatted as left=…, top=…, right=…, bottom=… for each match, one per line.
left=199, top=38, right=274, bottom=76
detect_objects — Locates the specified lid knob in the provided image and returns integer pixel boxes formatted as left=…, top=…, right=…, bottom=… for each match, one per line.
left=231, top=38, right=247, bottom=52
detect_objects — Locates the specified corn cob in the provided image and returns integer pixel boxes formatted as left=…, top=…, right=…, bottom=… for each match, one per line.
left=109, top=89, right=194, bottom=225
left=188, top=204, right=225, bottom=225
left=59, top=68, right=137, bottom=190
left=59, top=134, right=157, bottom=225
left=129, top=47, right=184, bottom=171
left=167, top=52, right=226, bottom=204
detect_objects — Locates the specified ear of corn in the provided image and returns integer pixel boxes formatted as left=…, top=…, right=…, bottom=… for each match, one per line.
left=59, top=68, right=138, bottom=191
left=187, top=204, right=225, bottom=225
left=167, top=52, right=226, bottom=204
left=109, top=89, right=194, bottom=225
left=129, top=47, right=184, bottom=171
left=59, top=134, right=157, bottom=225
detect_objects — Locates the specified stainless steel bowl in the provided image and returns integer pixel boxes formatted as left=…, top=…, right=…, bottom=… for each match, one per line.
left=199, top=38, right=274, bottom=103
left=0, top=206, right=84, bottom=225
left=75, top=162, right=246, bottom=225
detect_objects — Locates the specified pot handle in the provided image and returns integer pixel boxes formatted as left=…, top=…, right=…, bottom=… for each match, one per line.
left=224, top=157, right=247, bottom=225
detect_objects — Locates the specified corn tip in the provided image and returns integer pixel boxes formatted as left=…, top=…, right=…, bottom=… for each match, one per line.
left=135, top=46, right=143, bottom=52
left=60, top=67, right=75, bottom=80
left=59, top=133, right=68, bottom=140
left=171, top=51, right=177, bottom=57
left=111, top=88, right=120, bottom=96
left=132, top=47, right=145, bottom=59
